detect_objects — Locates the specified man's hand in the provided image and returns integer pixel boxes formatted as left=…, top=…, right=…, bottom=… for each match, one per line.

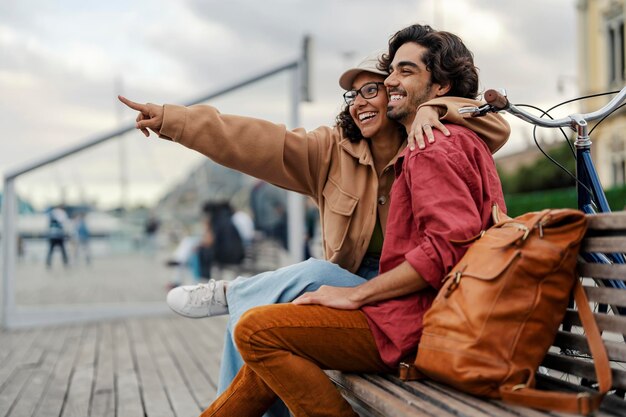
left=292, top=285, right=362, bottom=310
left=118, top=95, right=164, bottom=137
left=407, top=105, right=450, bottom=151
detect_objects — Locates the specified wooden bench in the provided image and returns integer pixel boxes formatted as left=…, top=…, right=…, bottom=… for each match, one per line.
left=328, top=212, right=626, bottom=417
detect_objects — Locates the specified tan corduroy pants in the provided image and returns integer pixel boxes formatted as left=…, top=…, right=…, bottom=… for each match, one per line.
left=199, top=304, right=390, bottom=417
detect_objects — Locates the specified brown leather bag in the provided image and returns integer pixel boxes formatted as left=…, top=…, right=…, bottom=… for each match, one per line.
left=413, top=208, right=612, bottom=415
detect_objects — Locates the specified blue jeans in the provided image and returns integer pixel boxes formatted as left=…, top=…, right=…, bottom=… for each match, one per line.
left=217, top=257, right=379, bottom=417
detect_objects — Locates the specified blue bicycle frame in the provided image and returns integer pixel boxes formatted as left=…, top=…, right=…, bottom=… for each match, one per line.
left=575, top=129, right=626, bottom=314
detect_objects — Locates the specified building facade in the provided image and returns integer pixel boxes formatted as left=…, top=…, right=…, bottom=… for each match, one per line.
left=578, top=0, right=626, bottom=187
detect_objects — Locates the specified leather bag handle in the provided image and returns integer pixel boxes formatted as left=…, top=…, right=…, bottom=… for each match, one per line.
left=499, top=280, right=612, bottom=415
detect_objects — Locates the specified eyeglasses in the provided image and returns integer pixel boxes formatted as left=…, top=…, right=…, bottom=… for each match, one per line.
left=343, top=82, right=385, bottom=106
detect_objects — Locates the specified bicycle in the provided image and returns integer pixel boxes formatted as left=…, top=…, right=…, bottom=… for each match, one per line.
left=458, top=87, right=626, bottom=395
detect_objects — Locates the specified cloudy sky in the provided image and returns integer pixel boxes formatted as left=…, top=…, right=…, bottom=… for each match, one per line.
left=0, top=0, right=579, bottom=209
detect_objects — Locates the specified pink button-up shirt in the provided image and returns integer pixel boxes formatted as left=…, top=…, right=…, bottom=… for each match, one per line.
left=362, top=124, right=506, bottom=367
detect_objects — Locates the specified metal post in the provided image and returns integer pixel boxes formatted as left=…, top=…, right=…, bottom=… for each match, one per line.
left=2, top=178, right=17, bottom=327
left=287, top=59, right=305, bottom=263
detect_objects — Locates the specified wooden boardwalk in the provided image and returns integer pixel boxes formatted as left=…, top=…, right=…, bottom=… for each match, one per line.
left=0, top=314, right=228, bottom=417
left=0, top=240, right=288, bottom=416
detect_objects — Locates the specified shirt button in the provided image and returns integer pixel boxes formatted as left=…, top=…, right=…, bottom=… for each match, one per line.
left=378, top=196, right=387, bottom=205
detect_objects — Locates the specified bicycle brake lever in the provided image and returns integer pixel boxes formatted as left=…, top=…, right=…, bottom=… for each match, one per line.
left=458, top=106, right=480, bottom=115
left=458, top=104, right=494, bottom=117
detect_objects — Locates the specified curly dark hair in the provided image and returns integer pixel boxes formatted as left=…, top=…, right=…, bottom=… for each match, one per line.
left=335, top=104, right=365, bottom=143
left=335, top=103, right=406, bottom=143
left=378, top=24, right=478, bottom=99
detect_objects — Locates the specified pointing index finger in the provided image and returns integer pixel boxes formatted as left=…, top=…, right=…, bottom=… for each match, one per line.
left=118, top=95, right=145, bottom=112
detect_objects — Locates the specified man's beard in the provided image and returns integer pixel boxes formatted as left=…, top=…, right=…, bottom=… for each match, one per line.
left=387, top=83, right=434, bottom=125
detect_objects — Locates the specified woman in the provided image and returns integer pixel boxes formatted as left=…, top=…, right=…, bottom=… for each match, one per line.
left=119, top=55, right=509, bottom=417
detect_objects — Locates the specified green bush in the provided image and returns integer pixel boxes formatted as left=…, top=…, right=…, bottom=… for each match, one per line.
left=504, top=184, right=626, bottom=217
left=498, top=141, right=576, bottom=195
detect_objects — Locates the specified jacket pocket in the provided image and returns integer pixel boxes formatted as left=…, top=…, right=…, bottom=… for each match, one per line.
left=322, top=179, right=359, bottom=252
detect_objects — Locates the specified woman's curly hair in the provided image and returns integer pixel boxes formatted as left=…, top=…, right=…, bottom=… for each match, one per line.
left=335, top=104, right=365, bottom=143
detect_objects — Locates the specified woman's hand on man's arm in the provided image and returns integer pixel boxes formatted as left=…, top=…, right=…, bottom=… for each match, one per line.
left=407, top=105, right=450, bottom=151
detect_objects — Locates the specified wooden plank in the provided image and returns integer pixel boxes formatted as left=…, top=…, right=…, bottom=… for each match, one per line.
left=127, top=319, right=173, bottom=417
left=148, top=317, right=202, bottom=417
left=553, top=331, right=626, bottom=362
left=0, top=329, right=29, bottom=366
left=366, top=375, right=463, bottom=417
left=8, top=326, right=71, bottom=417
left=562, top=309, right=626, bottom=335
left=0, top=327, right=44, bottom=390
left=171, top=317, right=226, bottom=394
left=326, top=371, right=438, bottom=417
left=91, top=323, right=115, bottom=417
left=582, top=236, right=626, bottom=253
left=584, top=286, right=626, bottom=307
left=175, top=315, right=228, bottom=377
left=415, top=379, right=552, bottom=417
left=35, top=325, right=85, bottom=417
left=61, top=325, right=97, bottom=417
left=386, top=376, right=506, bottom=417
left=114, top=321, right=144, bottom=417
left=578, top=263, right=626, bottom=281
left=0, top=326, right=52, bottom=416
left=542, top=352, right=626, bottom=390
left=0, top=365, right=32, bottom=417
left=159, top=317, right=217, bottom=410
left=587, top=212, right=626, bottom=230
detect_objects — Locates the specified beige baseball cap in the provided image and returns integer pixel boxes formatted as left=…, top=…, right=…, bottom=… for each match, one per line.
left=338, top=54, right=388, bottom=90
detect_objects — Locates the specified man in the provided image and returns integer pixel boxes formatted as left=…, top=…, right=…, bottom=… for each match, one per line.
left=197, top=24, right=505, bottom=417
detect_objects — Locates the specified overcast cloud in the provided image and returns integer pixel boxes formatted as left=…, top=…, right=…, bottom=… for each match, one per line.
left=0, top=0, right=578, bottom=209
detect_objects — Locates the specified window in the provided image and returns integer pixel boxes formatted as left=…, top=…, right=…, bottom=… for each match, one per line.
left=605, top=11, right=625, bottom=85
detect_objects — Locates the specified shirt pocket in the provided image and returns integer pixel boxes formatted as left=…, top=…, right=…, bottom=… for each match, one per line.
left=321, top=179, right=359, bottom=252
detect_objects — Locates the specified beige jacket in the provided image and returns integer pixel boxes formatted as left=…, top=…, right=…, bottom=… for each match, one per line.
left=158, top=97, right=510, bottom=273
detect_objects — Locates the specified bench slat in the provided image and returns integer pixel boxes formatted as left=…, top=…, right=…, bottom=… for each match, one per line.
left=552, top=331, right=626, bottom=362
left=578, top=263, right=626, bottom=281
left=582, top=237, right=626, bottom=253
left=393, top=377, right=508, bottom=417
left=542, top=352, right=626, bottom=390
left=587, top=212, right=626, bottom=230
left=562, top=309, right=626, bottom=334
left=326, top=371, right=438, bottom=417
left=584, top=286, right=626, bottom=307
left=405, top=378, right=551, bottom=417
left=364, top=375, right=464, bottom=417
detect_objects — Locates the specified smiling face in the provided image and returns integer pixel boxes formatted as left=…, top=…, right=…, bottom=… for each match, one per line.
left=384, top=42, right=448, bottom=130
left=347, top=72, right=397, bottom=140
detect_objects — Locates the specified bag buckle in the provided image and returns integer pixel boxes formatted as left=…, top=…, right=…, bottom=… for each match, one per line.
left=445, top=270, right=463, bottom=298
left=576, top=392, right=591, bottom=415
left=502, top=222, right=531, bottom=242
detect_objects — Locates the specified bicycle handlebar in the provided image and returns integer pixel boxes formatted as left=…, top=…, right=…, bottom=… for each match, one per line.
left=473, top=85, right=626, bottom=129
left=484, top=89, right=509, bottom=110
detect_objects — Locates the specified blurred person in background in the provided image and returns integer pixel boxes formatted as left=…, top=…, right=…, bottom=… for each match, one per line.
left=249, top=180, right=288, bottom=249
left=143, top=213, right=160, bottom=256
left=46, top=204, right=69, bottom=269
left=72, top=212, right=91, bottom=265
left=231, top=206, right=255, bottom=249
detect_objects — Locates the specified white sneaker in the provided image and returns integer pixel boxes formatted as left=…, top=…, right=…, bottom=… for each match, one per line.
left=166, top=279, right=229, bottom=318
